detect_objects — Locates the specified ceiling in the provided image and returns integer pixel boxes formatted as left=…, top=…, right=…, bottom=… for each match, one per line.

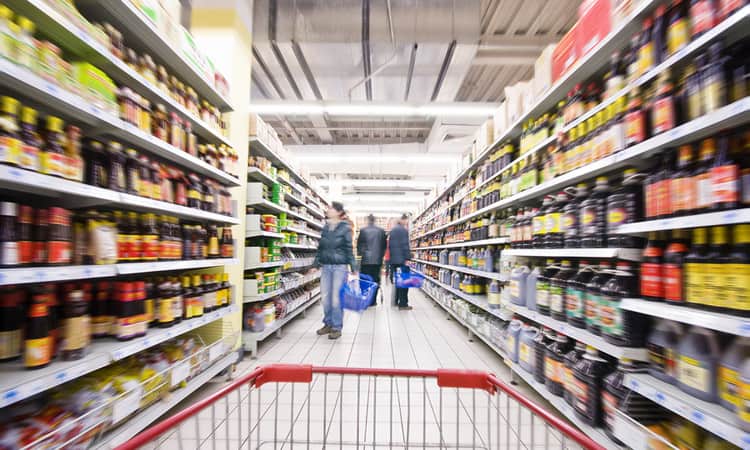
left=249, top=0, right=580, bottom=216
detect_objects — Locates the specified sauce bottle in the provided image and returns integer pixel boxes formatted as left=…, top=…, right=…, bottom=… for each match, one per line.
left=125, top=148, right=140, bottom=195
left=586, top=261, right=612, bottom=336
left=664, top=230, right=690, bottom=304
left=534, top=327, right=554, bottom=383
left=694, top=138, right=718, bottom=212
left=728, top=224, right=750, bottom=313
left=193, top=274, right=205, bottom=316
left=685, top=227, right=709, bottom=307
left=536, top=259, right=558, bottom=316
left=573, top=346, right=611, bottom=426
left=652, top=70, right=677, bottom=135
left=207, top=225, right=220, bottom=258
left=61, top=289, right=90, bottom=361
left=113, top=281, right=147, bottom=340
left=0, top=202, right=18, bottom=267
left=677, top=326, right=720, bottom=402
left=719, top=336, right=750, bottom=412
left=17, top=205, right=33, bottom=265
left=19, top=106, right=41, bottom=171
left=545, top=332, right=572, bottom=397
left=667, top=0, right=690, bottom=57
left=653, top=5, right=668, bottom=66
left=580, top=177, right=610, bottom=248
left=637, top=17, right=655, bottom=77
left=603, top=358, right=662, bottom=443
left=25, top=287, right=51, bottom=369
left=567, top=262, right=595, bottom=328
left=563, top=184, right=587, bottom=248
left=91, top=281, right=112, bottom=338
left=601, top=262, right=648, bottom=347
left=711, top=134, right=739, bottom=211
left=0, top=96, right=20, bottom=167
left=671, top=144, right=697, bottom=216
left=606, top=170, right=646, bottom=248
left=550, top=260, right=575, bottom=322
left=706, top=226, right=731, bottom=309
left=156, top=278, right=175, bottom=328
left=532, top=202, right=547, bottom=249
left=547, top=192, right=568, bottom=249
left=107, top=141, right=127, bottom=192
left=220, top=227, right=234, bottom=258
left=624, top=88, right=647, bottom=147
left=685, top=62, right=704, bottom=121
left=171, top=277, right=183, bottom=323
left=0, top=286, right=23, bottom=361
left=641, top=232, right=666, bottom=300
left=563, top=341, right=587, bottom=407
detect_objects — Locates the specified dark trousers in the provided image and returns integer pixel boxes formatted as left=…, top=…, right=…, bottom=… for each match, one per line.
left=391, top=264, right=409, bottom=307
left=360, top=264, right=382, bottom=302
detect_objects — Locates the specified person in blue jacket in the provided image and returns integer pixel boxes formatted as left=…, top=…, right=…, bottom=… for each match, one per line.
left=314, top=201, right=355, bottom=339
left=388, top=214, right=412, bottom=310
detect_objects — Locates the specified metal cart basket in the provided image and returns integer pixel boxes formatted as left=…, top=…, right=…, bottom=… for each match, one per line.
left=115, top=364, right=607, bottom=450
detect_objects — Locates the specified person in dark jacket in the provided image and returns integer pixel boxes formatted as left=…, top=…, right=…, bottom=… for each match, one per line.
left=388, top=214, right=412, bottom=310
left=356, top=214, right=386, bottom=304
left=314, top=201, right=356, bottom=339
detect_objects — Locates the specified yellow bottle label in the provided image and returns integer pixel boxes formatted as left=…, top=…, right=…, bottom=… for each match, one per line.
left=519, top=342, right=531, bottom=365
left=684, top=262, right=705, bottom=306
left=638, top=43, right=654, bottom=76
left=24, top=336, right=51, bottom=367
left=719, top=366, right=741, bottom=408
left=678, top=355, right=710, bottom=394
left=667, top=20, right=689, bottom=56
left=0, top=136, right=21, bottom=165
left=702, top=263, right=717, bottom=307
left=727, top=263, right=750, bottom=311
left=740, top=375, right=750, bottom=424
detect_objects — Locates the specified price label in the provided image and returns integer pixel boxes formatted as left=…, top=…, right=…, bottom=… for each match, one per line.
left=112, top=388, right=142, bottom=424
left=171, top=361, right=191, bottom=387
left=209, top=344, right=223, bottom=362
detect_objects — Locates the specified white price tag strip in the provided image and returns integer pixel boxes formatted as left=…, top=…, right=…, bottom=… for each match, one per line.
left=171, top=361, right=191, bottom=387
left=112, top=387, right=143, bottom=424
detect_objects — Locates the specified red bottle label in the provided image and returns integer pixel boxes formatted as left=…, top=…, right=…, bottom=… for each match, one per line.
left=711, top=164, right=739, bottom=205
left=655, top=179, right=673, bottom=217
left=691, top=1, right=716, bottom=36
left=664, top=263, right=684, bottom=302
left=645, top=182, right=656, bottom=218
left=652, top=97, right=676, bottom=134
left=641, top=262, right=664, bottom=298
left=625, top=110, right=646, bottom=146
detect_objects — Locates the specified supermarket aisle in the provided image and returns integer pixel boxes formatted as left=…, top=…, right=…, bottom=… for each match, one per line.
left=236, top=285, right=510, bottom=374
left=152, top=285, right=569, bottom=450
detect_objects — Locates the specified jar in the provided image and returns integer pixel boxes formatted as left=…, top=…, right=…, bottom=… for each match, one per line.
left=169, top=112, right=183, bottom=150
left=139, top=97, right=152, bottom=132
left=185, top=122, right=197, bottom=156
left=156, top=65, right=169, bottom=93
left=140, top=55, right=157, bottom=85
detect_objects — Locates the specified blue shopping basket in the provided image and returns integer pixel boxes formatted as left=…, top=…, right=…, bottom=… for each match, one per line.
left=395, top=267, right=425, bottom=288
left=341, top=274, right=379, bottom=311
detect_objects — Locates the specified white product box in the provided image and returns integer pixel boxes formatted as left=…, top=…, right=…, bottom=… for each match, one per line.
left=493, top=102, right=508, bottom=141
left=533, top=44, right=557, bottom=98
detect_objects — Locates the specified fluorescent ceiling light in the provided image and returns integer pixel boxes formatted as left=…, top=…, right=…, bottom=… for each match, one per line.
left=295, top=154, right=458, bottom=164
left=340, top=194, right=426, bottom=203
left=248, top=101, right=496, bottom=118
left=315, top=179, right=439, bottom=188
left=344, top=204, right=418, bottom=212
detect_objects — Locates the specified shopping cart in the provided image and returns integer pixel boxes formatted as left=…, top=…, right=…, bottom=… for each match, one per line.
left=115, top=364, right=607, bottom=450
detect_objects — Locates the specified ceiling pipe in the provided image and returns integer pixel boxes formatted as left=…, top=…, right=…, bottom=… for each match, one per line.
left=348, top=0, right=398, bottom=102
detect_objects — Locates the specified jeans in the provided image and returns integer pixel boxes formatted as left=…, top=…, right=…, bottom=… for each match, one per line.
left=321, top=264, right=348, bottom=331
left=393, top=264, right=409, bottom=307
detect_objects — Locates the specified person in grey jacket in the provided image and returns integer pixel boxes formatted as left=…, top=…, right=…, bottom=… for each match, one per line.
left=388, top=214, right=412, bottom=310
left=356, top=214, right=386, bottom=304
left=314, top=201, right=356, bottom=340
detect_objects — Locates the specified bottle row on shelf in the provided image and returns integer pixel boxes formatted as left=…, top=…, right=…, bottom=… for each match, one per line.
left=0, top=269, right=233, bottom=370
left=415, top=127, right=750, bottom=253
left=0, top=331, right=234, bottom=450
left=242, top=282, right=321, bottom=333
left=415, top=4, right=749, bottom=234
left=0, top=200, right=235, bottom=269
left=424, top=281, right=734, bottom=450
left=0, top=0, right=232, bottom=134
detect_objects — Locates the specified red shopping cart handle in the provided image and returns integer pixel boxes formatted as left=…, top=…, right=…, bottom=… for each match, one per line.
left=116, top=364, right=608, bottom=450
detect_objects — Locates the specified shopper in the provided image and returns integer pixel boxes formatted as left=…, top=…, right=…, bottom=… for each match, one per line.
left=389, top=214, right=412, bottom=310
left=356, top=214, right=386, bottom=304
left=314, top=201, right=356, bottom=340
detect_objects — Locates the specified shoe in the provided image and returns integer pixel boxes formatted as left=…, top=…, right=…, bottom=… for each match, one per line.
left=329, top=330, right=342, bottom=340
left=317, top=326, right=332, bottom=335
left=399, top=306, right=413, bottom=310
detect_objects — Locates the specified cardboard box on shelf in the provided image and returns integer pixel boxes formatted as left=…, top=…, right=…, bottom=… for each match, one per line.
left=492, top=102, right=507, bottom=141
left=577, top=0, right=613, bottom=56
left=520, top=80, right=535, bottom=115
left=159, top=0, right=181, bottom=26
left=532, top=44, right=556, bottom=98
left=475, top=119, right=494, bottom=152
left=551, top=21, right=580, bottom=82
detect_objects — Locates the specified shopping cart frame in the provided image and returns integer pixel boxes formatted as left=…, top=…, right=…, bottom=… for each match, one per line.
left=116, top=364, right=608, bottom=450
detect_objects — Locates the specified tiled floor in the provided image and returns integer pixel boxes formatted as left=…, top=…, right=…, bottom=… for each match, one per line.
left=143, top=284, right=581, bottom=449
